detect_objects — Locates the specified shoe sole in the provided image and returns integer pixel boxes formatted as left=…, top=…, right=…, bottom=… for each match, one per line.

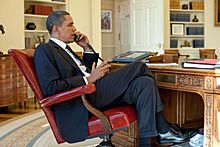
left=157, top=131, right=198, bottom=144
left=157, top=138, right=186, bottom=144
left=155, top=141, right=174, bottom=146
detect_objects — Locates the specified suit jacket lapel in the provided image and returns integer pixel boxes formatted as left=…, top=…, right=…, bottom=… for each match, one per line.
left=48, top=40, right=80, bottom=71
left=66, top=45, right=91, bottom=73
left=66, top=45, right=84, bottom=64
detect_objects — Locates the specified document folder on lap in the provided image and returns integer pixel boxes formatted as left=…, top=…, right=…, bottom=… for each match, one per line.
left=112, top=51, right=151, bottom=63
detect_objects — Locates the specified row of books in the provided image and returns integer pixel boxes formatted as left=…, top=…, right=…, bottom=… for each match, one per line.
left=170, top=13, right=190, bottom=22
left=186, top=27, right=204, bottom=35
left=192, top=40, right=204, bottom=48
left=170, top=39, right=178, bottom=48
left=189, top=1, right=204, bottom=10
left=170, top=39, right=204, bottom=48
left=170, top=0, right=180, bottom=9
left=26, top=5, right=53, bottom=16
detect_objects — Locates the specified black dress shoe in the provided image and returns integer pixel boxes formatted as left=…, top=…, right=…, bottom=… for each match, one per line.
left=157, top=124, right=198, bottom=145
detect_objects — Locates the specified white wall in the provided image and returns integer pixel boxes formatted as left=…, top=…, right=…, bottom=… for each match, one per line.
left=205, top=0, right=220, bottom=58
left=164, top=0, right=169, bottom=49
left=0, top=0, right=24, bottom=53
left=101, top=0, right=115, bottom=60
left=68, top=0, right=102, bottom=56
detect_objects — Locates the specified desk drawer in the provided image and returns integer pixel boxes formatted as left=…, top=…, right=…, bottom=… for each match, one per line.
left=155, top=73, right=177, bottom=87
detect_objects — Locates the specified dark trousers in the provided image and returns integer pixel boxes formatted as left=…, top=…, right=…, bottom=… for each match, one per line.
left=88, top=62, right=165, bottom=138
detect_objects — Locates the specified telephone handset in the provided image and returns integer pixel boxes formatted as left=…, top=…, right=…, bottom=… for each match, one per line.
left=74, top=34, right=104, bottom=61
left=74, top=34, right=82, bottom=42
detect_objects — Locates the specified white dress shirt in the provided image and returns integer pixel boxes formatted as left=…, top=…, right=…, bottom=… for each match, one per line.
left=50, top=38, right=90, bottom=84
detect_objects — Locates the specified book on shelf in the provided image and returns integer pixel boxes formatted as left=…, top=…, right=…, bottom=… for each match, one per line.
left=186, top=27, right=204, bottom=35
left=170, top=0, right=180, bottom=9
left=182, top=59, right=220, bottom=69
left=189, top=1, right=204, bottom=10
left=25, top=37, right=31, bottom=49
left=170, top=13, right=190, bottom=22
left=170, top=39, right=178, bottom=48
left=28, top=5, right=52, bottom=15
left=192, top=39, right=204, bottom=48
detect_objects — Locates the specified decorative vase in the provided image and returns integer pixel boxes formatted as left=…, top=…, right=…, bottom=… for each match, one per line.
left=192, top=15, right=199, bottom=22
left=26, top=22, right=36, bottom=30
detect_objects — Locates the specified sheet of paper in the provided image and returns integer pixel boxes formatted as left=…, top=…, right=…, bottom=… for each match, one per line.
left=145, top=63, right=179, bottom=66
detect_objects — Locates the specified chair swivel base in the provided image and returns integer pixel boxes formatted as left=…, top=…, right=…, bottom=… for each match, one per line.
left=96, top=140, right=115, bottom=147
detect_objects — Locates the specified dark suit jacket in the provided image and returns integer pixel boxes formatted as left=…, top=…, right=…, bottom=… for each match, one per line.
left=34, top=40, right=99, bottom=143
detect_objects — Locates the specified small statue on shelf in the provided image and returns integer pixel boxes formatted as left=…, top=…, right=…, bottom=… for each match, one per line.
left=25, top=5, right=34, bottom=14
left=192, top=15, right=199, bottom=22
left=180, top=40, right=191, bottom=48
left=182, top=4, right=188, bottom=9
left=34, top=35, right=46, bottom=48
left=37, top=35, right=46, bottom=43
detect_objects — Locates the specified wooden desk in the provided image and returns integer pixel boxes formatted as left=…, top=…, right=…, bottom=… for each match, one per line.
left=111, top=63, right=220, bottom=147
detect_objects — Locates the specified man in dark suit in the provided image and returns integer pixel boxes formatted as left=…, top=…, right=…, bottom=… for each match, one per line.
left=34, top=11, right=197, bottom=147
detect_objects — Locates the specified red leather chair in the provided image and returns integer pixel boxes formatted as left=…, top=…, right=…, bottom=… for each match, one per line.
left=8, top=49, right=137, bottom=146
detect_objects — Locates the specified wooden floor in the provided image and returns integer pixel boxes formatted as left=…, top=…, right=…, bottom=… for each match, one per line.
left=0, top=98, right=40, bottom=124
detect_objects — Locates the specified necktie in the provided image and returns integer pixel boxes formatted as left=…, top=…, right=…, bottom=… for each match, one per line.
left=66, top=45, right=83, bottom=62
left=65, top=45, right=91, bottom=73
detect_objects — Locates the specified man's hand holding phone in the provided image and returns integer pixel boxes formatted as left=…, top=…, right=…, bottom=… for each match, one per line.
left=74, top=33, right=92, bottom=52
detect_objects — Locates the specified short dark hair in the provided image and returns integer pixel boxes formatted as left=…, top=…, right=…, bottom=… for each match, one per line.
left=46, top=11, right=70, bottom=34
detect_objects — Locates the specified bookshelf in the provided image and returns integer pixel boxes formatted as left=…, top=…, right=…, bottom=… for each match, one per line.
left=169, top=0, right=205, bottom=50
left=24, top=0, right=67, bottom=49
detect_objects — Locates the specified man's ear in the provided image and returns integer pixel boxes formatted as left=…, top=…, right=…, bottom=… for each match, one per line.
left=52, top=25, right=59, bottom=34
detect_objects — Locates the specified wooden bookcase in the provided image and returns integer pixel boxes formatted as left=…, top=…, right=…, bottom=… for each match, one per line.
left=168, top=0, right=206, bottom=59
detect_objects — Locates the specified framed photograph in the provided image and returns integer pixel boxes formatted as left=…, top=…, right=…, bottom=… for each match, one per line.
left=171, top=24, right=184, bottom=35
left=101, top=10, right=112, bottom=32
left=215, top=0, right=220, bottom=26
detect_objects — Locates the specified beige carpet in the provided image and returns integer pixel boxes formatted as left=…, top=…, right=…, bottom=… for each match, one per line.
left=0, top=110, right=200, bottom=147
left=0, top=110, right=102, bottom=147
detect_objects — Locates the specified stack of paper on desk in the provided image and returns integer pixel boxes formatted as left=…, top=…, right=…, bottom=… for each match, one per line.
left=145, top=63, right=178, bottom=66
left=182, top=59, right=220, bottom=69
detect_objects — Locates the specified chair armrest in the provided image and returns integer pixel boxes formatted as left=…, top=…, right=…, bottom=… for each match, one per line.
left=40, top=84, right=96, bottom=108
left=81, top=95, right=112, bottom=132
left=40, top=83, right=112, bottom=132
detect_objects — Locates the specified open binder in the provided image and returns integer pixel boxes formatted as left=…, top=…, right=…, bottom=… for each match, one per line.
left=112, top=51, right=151, bottom=63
